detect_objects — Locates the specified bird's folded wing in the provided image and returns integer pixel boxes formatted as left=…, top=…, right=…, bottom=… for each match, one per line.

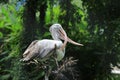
left=21, top=41, right=57, bottom=61
left=23, top=40, right=39, bottom=57
left=21, top=40, right=40, bottom=61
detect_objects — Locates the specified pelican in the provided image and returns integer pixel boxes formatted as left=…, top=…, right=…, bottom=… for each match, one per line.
left=21, top=24, right=83, bottom=62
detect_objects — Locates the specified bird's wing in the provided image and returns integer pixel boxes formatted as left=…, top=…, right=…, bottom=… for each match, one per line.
left=23, top=40, right=39, bottom=57
left=21, top=40, right=59, bottom=61
left=21, top=40, right=41, bottom=61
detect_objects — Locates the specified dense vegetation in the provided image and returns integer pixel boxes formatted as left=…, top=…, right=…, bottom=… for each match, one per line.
left=0, top=0, right=120, bottom=80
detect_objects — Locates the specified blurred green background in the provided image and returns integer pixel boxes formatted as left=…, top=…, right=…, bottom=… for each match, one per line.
left=0, top=0, right=120, bottom=80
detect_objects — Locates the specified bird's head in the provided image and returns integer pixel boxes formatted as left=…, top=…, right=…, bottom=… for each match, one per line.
left=49, top=23, right=83, bottom=49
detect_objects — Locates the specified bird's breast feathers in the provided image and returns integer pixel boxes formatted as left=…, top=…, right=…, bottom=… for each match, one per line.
left=56, top=49, right=65, bottom=61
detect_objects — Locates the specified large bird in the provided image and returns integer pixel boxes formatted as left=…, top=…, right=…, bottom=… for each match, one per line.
left=21, top=24, right=83, bottom=62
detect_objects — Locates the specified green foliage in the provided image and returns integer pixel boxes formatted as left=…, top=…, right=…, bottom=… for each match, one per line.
left=0, top=2, right=23, bottom=80
left=45, top=1, right=61, bottom=24
left=0, top=3, right=22, bottom=57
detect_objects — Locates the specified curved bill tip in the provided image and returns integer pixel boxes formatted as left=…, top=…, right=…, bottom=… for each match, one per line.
left=76, top=43, right=84, bottom=46
left=67, top=37, right=84, bottom=46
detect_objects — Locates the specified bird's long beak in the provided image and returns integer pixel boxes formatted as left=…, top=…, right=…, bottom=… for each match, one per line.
left=59, top=28, right=83, bottom=49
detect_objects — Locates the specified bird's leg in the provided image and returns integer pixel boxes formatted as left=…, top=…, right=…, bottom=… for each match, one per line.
left=44, top=65, right=52, bottom=80
left=54, top=57, right=59, bottom=69
left=44, top=66, right=49, bottom=80
left=53, top=44, right=59, bottom=69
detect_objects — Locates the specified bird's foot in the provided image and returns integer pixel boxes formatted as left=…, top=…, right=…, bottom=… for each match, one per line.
left=54, top=58, right=59, bottom=69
